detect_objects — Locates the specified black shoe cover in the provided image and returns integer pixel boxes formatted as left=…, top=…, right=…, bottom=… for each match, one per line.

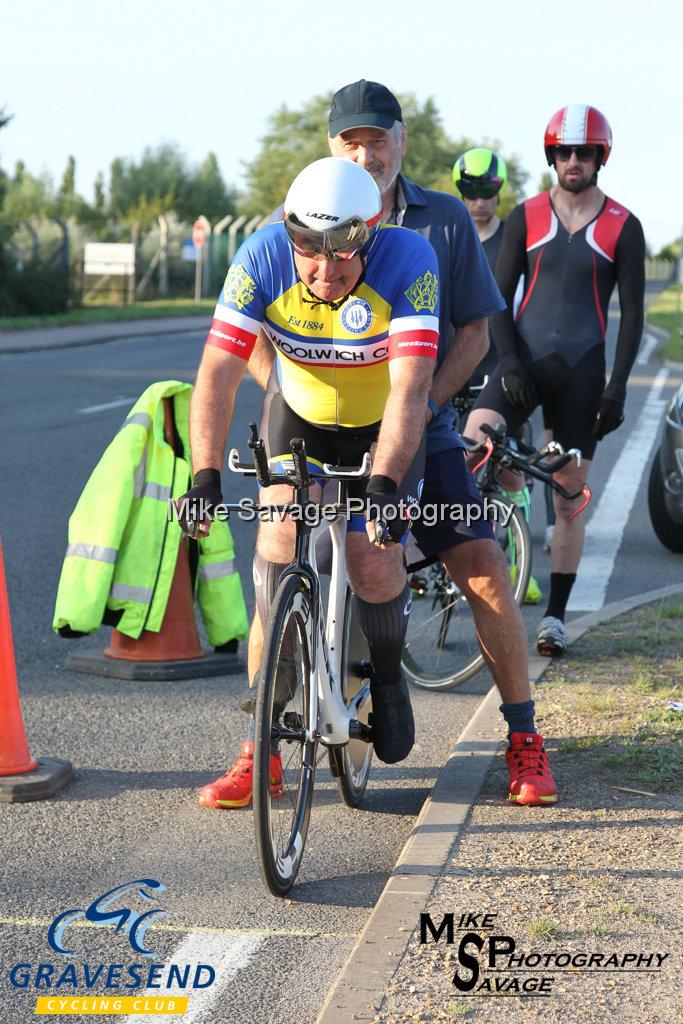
left=369, top=676, right=415, bottom=764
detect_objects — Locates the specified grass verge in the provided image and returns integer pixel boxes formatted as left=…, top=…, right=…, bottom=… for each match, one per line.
left=0, top=298, right=214, bottom=332
left=540, top=598, right=683, bottom=794
left=647, top=284, right=683, bottom=362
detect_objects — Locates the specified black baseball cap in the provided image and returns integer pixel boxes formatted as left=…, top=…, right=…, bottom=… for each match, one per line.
left=328, top=80, right=402, bottom=138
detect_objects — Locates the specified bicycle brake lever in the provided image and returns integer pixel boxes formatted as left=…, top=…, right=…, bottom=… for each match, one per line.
left=322, top=452, right=372, bottom=477
left=228, top=448, right=257, bottom=475
left=567, top=447, right=583, bottom=468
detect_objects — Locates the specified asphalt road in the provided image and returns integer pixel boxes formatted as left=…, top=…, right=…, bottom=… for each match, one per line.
left=0, top=302, right=680, bottom=1024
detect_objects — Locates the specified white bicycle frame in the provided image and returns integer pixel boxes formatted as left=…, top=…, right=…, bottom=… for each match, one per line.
left=228, top=448, right=372, bottom=749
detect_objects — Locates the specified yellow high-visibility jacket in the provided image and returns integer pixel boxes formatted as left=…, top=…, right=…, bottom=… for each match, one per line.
left=53, top=380, right=248, bottom=645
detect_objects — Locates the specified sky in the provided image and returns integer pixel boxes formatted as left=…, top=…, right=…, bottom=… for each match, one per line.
left=3, top=0, right=682, bottom=252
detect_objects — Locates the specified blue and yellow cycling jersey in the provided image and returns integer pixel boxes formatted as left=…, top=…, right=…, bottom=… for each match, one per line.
left=205, top=223, right=439, bottom=428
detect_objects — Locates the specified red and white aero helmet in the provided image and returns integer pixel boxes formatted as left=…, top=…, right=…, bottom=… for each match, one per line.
left=544, top=105, right=613, bottom=166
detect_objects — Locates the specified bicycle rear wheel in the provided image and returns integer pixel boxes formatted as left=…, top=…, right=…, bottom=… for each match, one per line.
left=253, top=574, right=317, bottom=897
left=402, top=497, right=531, bottom=691
left=329, top=588, right=373, bottom=808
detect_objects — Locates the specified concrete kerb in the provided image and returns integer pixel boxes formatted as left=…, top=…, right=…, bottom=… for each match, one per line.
left=316, top=582, right=683, bottom=1024
left=0, top=316, right=209, bottom=355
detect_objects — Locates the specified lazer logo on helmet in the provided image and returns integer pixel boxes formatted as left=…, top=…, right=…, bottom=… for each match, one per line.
left=306, top=212, right=340, bottom=221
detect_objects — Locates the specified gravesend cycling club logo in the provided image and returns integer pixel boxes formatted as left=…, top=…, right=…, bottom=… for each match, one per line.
left=405, top=270, right=438, bottom=313
left=341, top=297, right=373, bottom=334
left=419, top=911, right=669, bottom=998
left=223, top=263, right=257, bottom=309
left=5, top=878, right=216, bottom=1016
left=48, top=879, right=168, bottom=957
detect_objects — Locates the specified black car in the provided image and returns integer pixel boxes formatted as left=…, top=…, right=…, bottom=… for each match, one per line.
left=648, top=381, right=683, bottom=551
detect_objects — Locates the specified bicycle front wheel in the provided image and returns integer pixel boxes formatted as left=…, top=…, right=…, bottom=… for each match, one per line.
left=328, top=588, right=373, bottom=808
left=402, top=497, right=531, bottom=691
left=253, top=574, right=317, bottom=897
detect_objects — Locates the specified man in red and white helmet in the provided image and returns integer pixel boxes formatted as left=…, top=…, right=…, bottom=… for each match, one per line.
left=466, top=103, right=645, bottom=656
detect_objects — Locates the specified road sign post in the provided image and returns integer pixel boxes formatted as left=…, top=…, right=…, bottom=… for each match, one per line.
left=192, top=219, right=207, bottom=303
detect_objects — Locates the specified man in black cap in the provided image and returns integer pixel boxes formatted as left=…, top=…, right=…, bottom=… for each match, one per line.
left=201, top=81, right=559, bottom=810
left=325, top=82, right=557, bottom=806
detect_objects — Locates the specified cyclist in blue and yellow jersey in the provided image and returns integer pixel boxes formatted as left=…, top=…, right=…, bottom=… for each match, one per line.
left=200, top=82, right=559, bottom=811
left=454, top=147, right=543, bottom=606
left=465, top=105, right=646, bottom=656
left=179, top=157, right=440, bottom=786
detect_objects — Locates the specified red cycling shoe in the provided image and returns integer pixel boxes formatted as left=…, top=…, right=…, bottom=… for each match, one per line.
left=198, top=741, right=284, bottom=809
left=506, top=732, right=558, bottom=806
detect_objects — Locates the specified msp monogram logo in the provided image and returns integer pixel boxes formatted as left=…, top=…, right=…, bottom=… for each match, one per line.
left=405, top=270, right=438, bottom=313
left=341, top=298, right=373, bottom=334
left=48, top=879, right=168, bottom=958
left=224, top=264, right=256, bottom=309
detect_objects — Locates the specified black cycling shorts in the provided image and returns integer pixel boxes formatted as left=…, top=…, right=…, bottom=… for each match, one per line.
left=407, top=448, right=494, bottom=566
left=474, top=346, right=606, bottom=461
left=258, top=388, right=426, bottom=535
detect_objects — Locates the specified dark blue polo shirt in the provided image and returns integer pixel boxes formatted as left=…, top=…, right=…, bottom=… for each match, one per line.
left=391, top=175, right=505, bottom=454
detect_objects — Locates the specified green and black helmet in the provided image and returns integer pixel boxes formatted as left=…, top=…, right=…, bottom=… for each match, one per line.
left=452, top=148, right=508, bottom=200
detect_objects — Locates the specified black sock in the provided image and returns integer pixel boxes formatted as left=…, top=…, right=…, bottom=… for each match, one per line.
left=544, top=573, right=577, bottom=622
left=354, top=582, right=411, bottom=687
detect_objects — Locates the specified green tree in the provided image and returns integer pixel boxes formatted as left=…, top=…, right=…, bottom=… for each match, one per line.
left=241, top=95, right=331, bottom=217
left=657, top=238, right=680, bottom=261
left=241, top=91, right=530, bottom=217
left=106, top=144, right=235, bottom=228
left=538, top=171, right=553, bottom=192
left=59, top=155, right=76, bottom=199
left=180, top=151, right=236, bottom=223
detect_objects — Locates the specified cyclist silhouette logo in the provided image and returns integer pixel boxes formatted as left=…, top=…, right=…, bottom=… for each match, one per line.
left=47, top=879, right=169, bottom=958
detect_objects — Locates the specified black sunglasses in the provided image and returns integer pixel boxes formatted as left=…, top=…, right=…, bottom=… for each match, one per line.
left=554, top=145, right=598, bottom=163
left=457, top=178, right=502, bottom=200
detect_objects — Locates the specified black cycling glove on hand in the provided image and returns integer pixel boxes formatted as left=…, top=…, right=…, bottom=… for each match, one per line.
left=593, top=382, right=626, bottom=440
left=501, top=361, right=541, bottom=416
left=175, top=468, right=223, bottom=535
left=365, top=474, right=409, bottom=545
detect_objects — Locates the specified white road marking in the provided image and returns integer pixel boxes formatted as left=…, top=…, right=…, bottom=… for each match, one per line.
left=122, top=931, right=262, bottom=1023
left=636, top=332, right=659, bottom=365
left=78, top=397, right=136, bottom=414
left=567, top=367, right=670, bottom=611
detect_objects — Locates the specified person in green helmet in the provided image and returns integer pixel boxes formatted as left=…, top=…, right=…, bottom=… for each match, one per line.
left=453, top=147, right=507, bottom=279
left=454, top=148, right=543, bottom=606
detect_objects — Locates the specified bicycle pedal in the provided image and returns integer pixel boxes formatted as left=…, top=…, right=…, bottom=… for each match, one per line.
left=349, top=719, right=373, bottom=742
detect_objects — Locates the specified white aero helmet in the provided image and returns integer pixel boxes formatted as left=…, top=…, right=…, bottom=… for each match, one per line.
left=283, top=157, right=381, bottom=260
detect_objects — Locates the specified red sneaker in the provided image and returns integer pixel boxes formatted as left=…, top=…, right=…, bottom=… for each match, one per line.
left=506, top=732, right=558, bottom=806
left=198, top=741, right=284, bottom=809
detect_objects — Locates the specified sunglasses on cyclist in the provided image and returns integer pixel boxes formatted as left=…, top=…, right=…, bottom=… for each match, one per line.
left=457, top=178, right=503, bottom=201
left=553, top=145, right=599, bottom=163
left=284, top=212, right=378, bottom=261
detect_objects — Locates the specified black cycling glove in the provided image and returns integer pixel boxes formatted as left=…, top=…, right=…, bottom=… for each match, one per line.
left=365, top=475, right=409, bottom=545
left=593, top=382, right=626, bottom=440
left=175, top=468, right=223, bottom=535
left=501, top=361, right=541, bottom=416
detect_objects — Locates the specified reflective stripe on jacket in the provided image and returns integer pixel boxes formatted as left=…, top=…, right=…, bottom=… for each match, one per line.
left=53, top=380, right=248, bottom=645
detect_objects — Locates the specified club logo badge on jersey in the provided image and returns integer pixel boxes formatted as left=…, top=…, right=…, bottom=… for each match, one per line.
left=224, top=264, right=257, bottom=310
left=340, top=298, right=373, bottom=334
left=405, top=270, right=438, bottom=313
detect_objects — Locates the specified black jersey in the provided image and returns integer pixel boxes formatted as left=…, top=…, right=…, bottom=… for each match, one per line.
left=492, top=191, right=645, bottom=382
left=482, top=220, right=505, bottom=275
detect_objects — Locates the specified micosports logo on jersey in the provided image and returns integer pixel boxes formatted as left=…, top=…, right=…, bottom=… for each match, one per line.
left=341, top=298, right=373, bottom=334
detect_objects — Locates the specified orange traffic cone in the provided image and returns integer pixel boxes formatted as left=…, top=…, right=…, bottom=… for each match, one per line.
left=105, top=535, right=205, bottom=662
left=0, top=539, right=72, bottom=801
left=65, top=396, right=242, bottom=681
